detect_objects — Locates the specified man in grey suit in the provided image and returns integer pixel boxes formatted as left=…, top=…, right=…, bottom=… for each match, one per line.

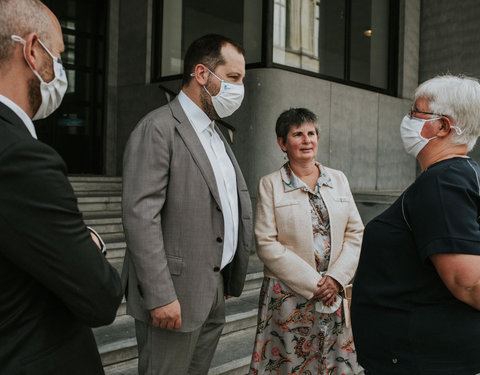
left=122, top=34, right=253, bottom=375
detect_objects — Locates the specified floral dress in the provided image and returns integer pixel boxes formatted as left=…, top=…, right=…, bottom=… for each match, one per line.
left=249, top=163, right=363, bottom=375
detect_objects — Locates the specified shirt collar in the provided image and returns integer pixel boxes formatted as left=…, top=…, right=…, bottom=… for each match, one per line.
left=178, top=90, right=212, bottom=134
left=280, top=162, right=333, bottom=194
left=0, top=94, right=37, bottom=139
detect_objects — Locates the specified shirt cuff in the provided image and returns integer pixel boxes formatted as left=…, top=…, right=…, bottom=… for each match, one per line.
left=87, top=226, right=107, bottom=256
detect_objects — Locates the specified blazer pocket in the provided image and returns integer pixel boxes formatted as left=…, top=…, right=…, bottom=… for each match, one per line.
left=166, top=255, right=184, bottom=276
left=275, top=200, right=300, bottom=208
left=274, top=200, right=303, bottom=235
left=334, top=196, right=350, bottom=203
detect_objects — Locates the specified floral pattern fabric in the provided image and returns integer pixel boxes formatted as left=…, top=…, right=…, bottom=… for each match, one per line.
left=249, top=163, right=363, bottom=375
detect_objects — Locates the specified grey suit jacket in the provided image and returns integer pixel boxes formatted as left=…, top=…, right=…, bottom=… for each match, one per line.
left=121, top=97, right=252, bottom=332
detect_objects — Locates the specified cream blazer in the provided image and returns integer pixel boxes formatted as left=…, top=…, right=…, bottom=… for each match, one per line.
left=255, top=166, right=364, bottom=300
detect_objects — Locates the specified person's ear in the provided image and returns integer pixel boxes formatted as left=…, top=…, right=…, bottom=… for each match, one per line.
left=22, top=33, right=41, bottom=71
left=437, top=116, right=453, bottom=137
left=191, top=64, right=210, bottom=86
left=277, top=137, right=287, bottom=152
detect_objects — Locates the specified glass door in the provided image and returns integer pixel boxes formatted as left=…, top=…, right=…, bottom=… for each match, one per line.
left=36, top=0, right=107, bottom=174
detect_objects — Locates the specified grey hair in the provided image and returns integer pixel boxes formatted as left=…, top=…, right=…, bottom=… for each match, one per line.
left=275, top=107, right=319, bottom=143
left=415, top=75, right=480, bottom=151
left=0, top=0, right=51, bottom=67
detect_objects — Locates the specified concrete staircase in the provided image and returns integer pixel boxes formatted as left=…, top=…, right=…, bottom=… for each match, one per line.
left=70, top=176, right=262, bottom=375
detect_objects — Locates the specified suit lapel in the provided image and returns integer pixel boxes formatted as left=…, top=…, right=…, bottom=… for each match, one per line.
left=0, top=102, right=32, bottom=137
left=169, top=98, right=222, bottom=208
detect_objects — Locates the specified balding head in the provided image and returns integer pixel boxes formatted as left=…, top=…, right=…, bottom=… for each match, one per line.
left=0, top=0, right=52, bottom=67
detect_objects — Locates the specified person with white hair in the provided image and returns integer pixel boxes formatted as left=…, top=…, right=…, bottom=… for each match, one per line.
left=351, top=75, right=480, bottom=375
left=0, top=1, right=122, bottom=374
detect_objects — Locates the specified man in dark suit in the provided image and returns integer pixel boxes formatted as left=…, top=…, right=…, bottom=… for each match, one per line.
left=0, top=1, right=123, bottom=374
left=122, top=34, right=253, bottom=374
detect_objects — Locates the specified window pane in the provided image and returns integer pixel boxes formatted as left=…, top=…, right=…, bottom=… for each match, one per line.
left=158, top=0, right=262, bottom=78
left=318, top=0, right=345, bottom=79
left=350, top=0, right=390, bottom=88
left=272, top=0, right=395, bottom=92
left=37, top=0, right=106, bottom=174
left=273, top=0, right=320, bottom=73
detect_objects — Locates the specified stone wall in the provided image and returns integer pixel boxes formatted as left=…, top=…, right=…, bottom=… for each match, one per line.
left=112, top=0, right=421, bottom=196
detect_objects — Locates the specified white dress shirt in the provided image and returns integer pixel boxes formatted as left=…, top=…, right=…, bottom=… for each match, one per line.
left=178, top=91, right=239, bottom=269
left=0, top=94, right=37, bottom=139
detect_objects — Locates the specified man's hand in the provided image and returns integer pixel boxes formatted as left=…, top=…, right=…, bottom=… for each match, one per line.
left=89, top=231, right=101, bottom=249
left=313, top=275, right=341, bottom=306
left=150, top=300, right=182, bottom=330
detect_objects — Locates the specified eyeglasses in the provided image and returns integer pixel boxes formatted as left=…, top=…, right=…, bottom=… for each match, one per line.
left=408, top=106, right=448, bottom=119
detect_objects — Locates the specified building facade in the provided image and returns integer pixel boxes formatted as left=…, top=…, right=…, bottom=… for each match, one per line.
left=38, top=0, right=480, bottom=219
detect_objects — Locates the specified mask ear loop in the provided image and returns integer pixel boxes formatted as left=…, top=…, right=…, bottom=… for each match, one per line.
left=450, top=125, right=464, bottom=135
left=190, top=70, right=216, bottom=96
left=194, top=70, right=218, bottom=97
left=439, top=115, right=464, bottom=136
left=11, top=35, right=26, bottom=45
left=11, top=35, right=46, bottom=83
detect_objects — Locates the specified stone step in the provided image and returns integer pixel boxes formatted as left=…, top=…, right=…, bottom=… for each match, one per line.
left=78, top=196, right=122, bottom=213
left=83, top=210, right=123, bottom=219
left=117, top=298, right=127, bottom=317
left=243, top=271, right=263, bottom=292
left=209, top=326, right=256, bottom=375
left=108, top=257, right=124, bottom=275
left=94, top=315, right=137, bottom=367
left=86, top=218, right=124, bottom=235
left=101, top=323, right=257, bottom=375
left=76, top=191, right=122, bottom=197
left=69, top=176, right=123, bottom=182
left=104, top=359, right=137, bottom=375
left=106, top=243, right=126, bottom=261
left=102, top=232, right=126, bottom=244
left=223, top=294, right=258, bottom=335
left=95, top=282, right=262, bottom=369
left=69, top=179, right=122, bottom=193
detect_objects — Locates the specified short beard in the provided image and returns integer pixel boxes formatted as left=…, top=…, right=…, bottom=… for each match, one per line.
left=200, top=77, right=220, bottom=121
left=27, top=56, right=54, bottom=119
left=27, top=76, right=42, bottom=118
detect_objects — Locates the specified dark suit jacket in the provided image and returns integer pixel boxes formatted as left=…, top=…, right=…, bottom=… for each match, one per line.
left=122, top=97, right=253, bottom=332
left=0, top=102, right=123, bottom=375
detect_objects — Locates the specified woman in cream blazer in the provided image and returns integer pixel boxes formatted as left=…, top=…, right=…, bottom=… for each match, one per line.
left=249, top=108, right=364, bottom=375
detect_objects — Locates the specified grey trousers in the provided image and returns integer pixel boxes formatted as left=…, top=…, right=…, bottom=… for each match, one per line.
left=135, top=276, right=226, bottom=375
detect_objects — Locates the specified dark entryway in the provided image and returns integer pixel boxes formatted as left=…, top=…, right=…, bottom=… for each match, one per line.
left=36, top=0, right=107, bottom=174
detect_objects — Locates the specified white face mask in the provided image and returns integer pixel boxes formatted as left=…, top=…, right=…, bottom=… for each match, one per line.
left=201, top=68, right=244, bottom=118
left=12, top=35, right=68, bottom=120
left=400, top=114, right=463, bottom=158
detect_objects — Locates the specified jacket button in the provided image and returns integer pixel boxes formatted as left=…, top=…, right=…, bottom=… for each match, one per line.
left=216, top=205, right=221, bottom=212
left=216, top=237, right=223, bottom=243
left=213, top=266, right=220, bottom=272
left=392, top=358, right=398, bottom=364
